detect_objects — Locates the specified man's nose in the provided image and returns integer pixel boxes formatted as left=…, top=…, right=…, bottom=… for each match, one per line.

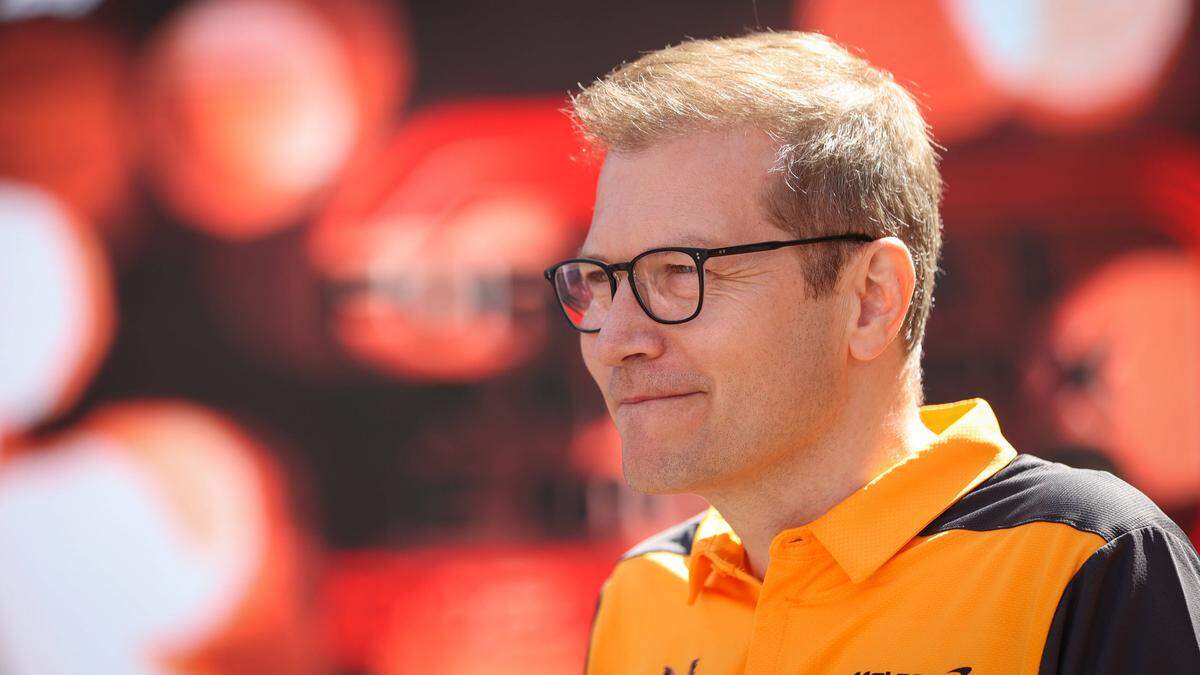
left=591, top=272, right=666, bottom=366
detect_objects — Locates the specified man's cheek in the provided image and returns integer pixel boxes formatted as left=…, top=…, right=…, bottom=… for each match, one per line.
left=579, top=338, right=602, bottom=383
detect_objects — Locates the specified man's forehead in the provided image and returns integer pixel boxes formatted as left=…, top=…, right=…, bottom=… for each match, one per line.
left=579, top=128, right=781, bottom=261
left=579, top=184, right=778, bottom=261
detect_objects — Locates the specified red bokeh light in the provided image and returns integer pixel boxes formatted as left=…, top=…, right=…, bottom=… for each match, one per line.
left=0, top=18, right=135, bottom=244
left=322, top=543, right=621, bottom=673
left=1042, top=250, right=1200, bottom=507
left=310, top=99, right=598, bottom=382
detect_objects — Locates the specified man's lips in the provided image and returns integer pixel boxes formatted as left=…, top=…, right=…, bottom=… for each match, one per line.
left=618, top=392, right=703, bottom=406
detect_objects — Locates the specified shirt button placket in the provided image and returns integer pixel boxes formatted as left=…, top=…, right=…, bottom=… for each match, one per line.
left=743, top=537, right=814, bottom=674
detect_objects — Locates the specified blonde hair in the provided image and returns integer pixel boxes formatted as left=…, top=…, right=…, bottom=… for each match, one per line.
left=570, top=31, right=943, bottom=356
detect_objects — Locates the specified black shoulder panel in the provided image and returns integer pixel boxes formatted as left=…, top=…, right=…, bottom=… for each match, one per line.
left=621, top=511, right=707, bottom=560
left=1038, top=525, right=1200, bottom=672
left=920, top=454, right=1189, bottom=542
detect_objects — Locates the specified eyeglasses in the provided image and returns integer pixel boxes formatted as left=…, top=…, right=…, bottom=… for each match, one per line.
left=543, top=233, right=874, bottom=333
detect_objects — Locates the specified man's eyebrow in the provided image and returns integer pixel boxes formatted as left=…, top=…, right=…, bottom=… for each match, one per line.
left=576, top=246, right=608, bottom=261
left=676, top=234, right=720, bottom=248
left=577, top=234, right=720, bottom=261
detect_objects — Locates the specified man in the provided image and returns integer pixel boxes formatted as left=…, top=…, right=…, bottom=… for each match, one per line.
left=543, top=31, right=1200, bottom=673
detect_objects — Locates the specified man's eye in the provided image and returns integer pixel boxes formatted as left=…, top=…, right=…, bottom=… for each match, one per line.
left=584, top=270, right=608, bottom=284
left=666, top=264, right=697, bottom=275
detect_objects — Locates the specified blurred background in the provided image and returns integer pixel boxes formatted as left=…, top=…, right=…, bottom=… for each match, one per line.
left=0, top=0, right=1198, bottom=672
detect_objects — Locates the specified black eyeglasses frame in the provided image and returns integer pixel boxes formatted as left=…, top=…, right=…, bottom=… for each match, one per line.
left=543, top=233, right=875, bottom=333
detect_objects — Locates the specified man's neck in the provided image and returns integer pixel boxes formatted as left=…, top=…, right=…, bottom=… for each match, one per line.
left=702, top=382, right=937, bottom=581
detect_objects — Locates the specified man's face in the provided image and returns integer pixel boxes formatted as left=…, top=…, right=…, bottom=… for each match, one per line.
left=579, top=128, right=850, bottom=495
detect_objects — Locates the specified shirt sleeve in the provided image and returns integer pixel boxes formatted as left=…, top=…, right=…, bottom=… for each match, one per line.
left=1039, top=525, right=1200, bottom=674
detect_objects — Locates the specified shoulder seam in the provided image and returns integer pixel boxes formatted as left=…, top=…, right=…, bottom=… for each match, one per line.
left=920, top=454, right=1177, bottom=543
left=1091, top=523, right=1195, bottom=552
left=925, top=515, right=1124, bottom=542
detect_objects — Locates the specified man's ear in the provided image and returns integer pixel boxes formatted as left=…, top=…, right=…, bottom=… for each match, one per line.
left=845, top=237, right=915, bottom=362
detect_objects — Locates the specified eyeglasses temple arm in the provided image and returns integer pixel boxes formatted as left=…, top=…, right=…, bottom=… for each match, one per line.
left=707, top=234, right=873, bottom=258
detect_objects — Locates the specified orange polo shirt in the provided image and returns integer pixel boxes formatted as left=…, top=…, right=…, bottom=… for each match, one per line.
left=585, top=398, right=1200, bottom=674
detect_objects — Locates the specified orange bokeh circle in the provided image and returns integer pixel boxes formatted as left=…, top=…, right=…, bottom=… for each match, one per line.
left=0, top=401, right=321, bottom=672
left=141, top=0, right=411, bottom=239
left=81, top=401, right=321, bottom=673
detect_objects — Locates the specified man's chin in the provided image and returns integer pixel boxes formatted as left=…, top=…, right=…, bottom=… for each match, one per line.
left=620, top=443, right=707, bottom=495
left=622, top=473, right=683, bottom=495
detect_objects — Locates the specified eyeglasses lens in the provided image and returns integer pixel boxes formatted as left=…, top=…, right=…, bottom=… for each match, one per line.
left=552, top=250, right=700, bottom=330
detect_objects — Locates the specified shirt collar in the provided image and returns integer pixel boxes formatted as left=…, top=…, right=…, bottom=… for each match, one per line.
left=687, top=398, right=1017, bottom=597
left=687, top=508, right=755, bottom=605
